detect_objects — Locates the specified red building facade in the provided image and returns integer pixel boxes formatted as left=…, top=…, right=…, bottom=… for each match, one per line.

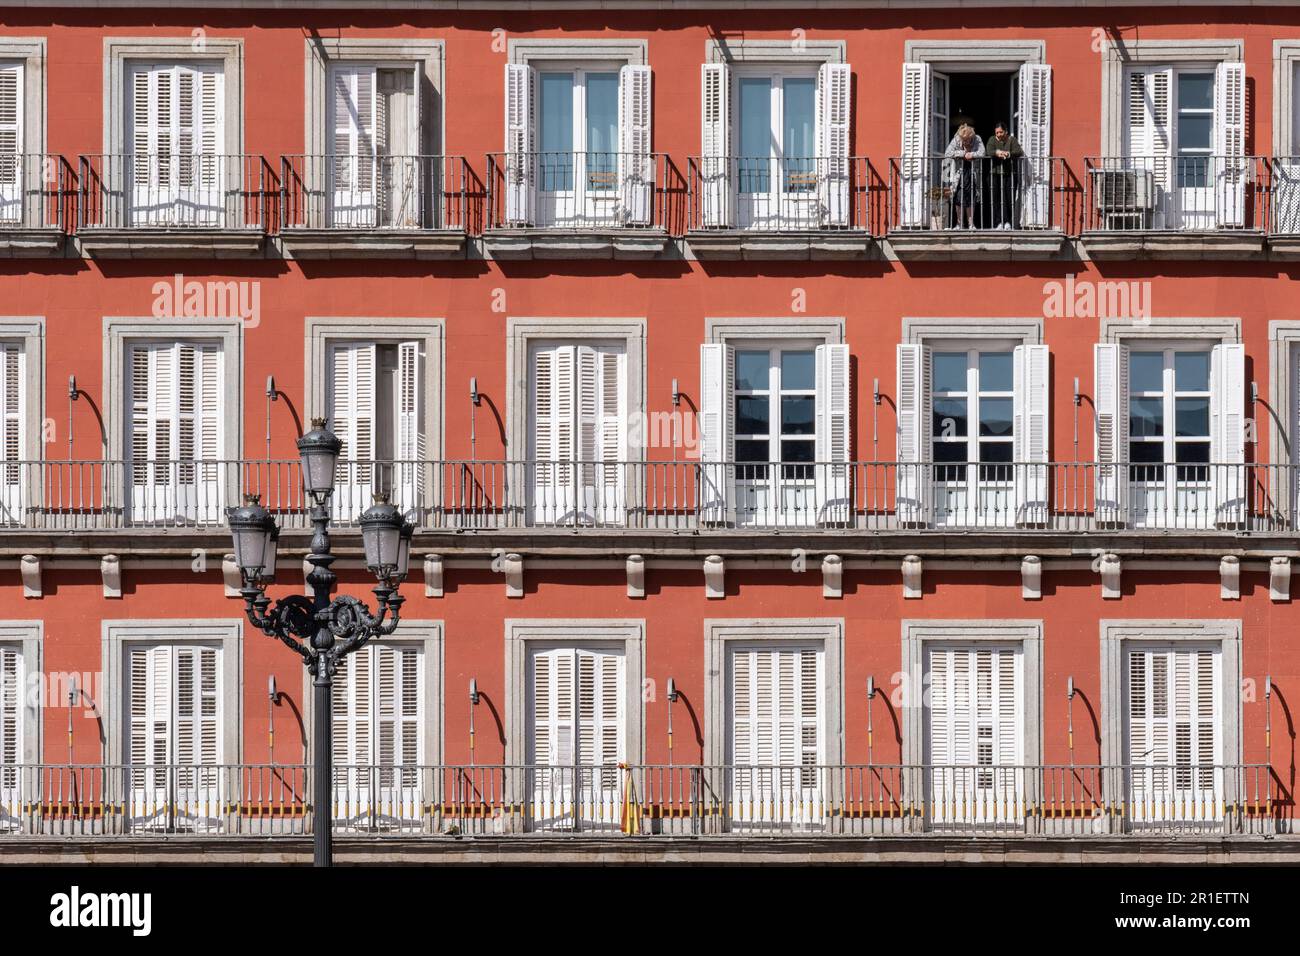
left=0, top=0, right=1298, bottom=862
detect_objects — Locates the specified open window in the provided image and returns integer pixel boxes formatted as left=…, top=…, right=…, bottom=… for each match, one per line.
left=899, top=62, right=1052, bottom=229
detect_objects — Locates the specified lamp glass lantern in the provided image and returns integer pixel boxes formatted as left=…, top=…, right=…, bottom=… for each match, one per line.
left=297, top=417, right=343, bottom=500
left=360, top=495, right=404, bottom=578
left=228, top=494, right=275, bottom=581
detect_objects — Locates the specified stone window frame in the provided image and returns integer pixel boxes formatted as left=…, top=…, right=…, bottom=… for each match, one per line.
left=703, top=618, right=845, bottom=768
left=899, top=619, right=1044, bottom=768
left=303, top=37, right=445, bottom=160
left=301, top=620, right=445, bottom=765
left=705, top=38, right=845, bottom=66
left=103, top=37, right=244, bottom=157
left=1098, top=618, right=1243, bottom=769
left=1099, top=39, right=1244, bottom=157
left=509, top=38, right=647, bottom=68
left=902, top=316, right=1043, bottom=346
left=1268, top=320, right=1300, bottom=469
left=0, top=38, right=47, bottom=159
left=101, top=316, right=243, bottom=465
left=503, top=618, right=646, bottom=767
left=303, top=316, right=445, bottom=463
left=100, top=618, right=243, bottom=765
left=0, top=621, right=42, bottom=764
left=903, top=38, right=1046, bottom=69
left=1099, top=317, right=1240, bottom=346
left=705, top=315, right=844, bottom=345
left=1274, top=41, right=1300, bottom=157
left=504, top=316, right=646, bottom=460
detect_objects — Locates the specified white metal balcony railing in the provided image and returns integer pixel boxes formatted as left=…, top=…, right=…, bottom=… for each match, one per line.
left=687, top=155, right=875, bottom=232
left=280, top=154, right=474, bottom=232
left=0, top=153, right=67, bottom=229
left=1084, top=155, right=1267, bottom=232
left=0, top=764, right=1282, bottom=839
left=78, top=153, right=268, bottom=230
left=0, top=460, right=1291, bottom=533
left=488, top=150, right=670, bottom=230
left=890, top=155, right=1069, bottom=231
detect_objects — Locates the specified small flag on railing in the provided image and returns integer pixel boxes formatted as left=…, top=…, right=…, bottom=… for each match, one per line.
left=620, top=763, right=641, bottom=835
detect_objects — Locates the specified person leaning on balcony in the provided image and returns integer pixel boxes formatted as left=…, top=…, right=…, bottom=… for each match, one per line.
left=986, top=121, right=1024, bottom=230
left=942, top=124, right=985, bottom=229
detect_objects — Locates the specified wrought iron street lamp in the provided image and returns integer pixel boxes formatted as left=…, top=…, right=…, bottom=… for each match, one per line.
left=228, top=417, right=411, bottom=867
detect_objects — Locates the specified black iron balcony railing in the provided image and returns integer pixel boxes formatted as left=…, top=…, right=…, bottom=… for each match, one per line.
left=486, top=150, right=672, bottom=231
left=1084, top=155, right=1268, bottom=232
left=687, top=155, right=877, bottom=232
left=1269, top=156, right=1300, bottom=235
left=78, top=152, right=270, bottom=230
left=0, top=763, right=1284, bottom=839
left=0, top=459, right=1292, bottom=534
left=280, top=154, right=476, bottom=233
left=890, top=155, right=1071, bottom=232
left=0, top=153, right=70, bottom=230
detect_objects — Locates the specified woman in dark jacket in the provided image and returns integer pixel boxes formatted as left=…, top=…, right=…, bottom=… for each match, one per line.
left=985, top=121, right=1025, bottom=229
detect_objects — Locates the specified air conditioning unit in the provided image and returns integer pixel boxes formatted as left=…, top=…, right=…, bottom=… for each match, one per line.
left=1092, top=168, right=1156, bottom=212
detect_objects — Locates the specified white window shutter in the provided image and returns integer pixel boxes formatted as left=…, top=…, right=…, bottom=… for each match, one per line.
left=504, top=62, right=536, bottom=225
left=730, top=645, right=823, bottom=766
left=899, top=62, right=931, bottom=227
left=815, top=343, right=851, bottom=525
left=329, top=342, right=377, bottom=517
left=0, top=645, right=22, bottom=783
left=698, top=342, right=735, bottom=523
left=700, top=62, right=732, bottom=227
left=618, top=65, right=653, bottom=226
left=0, top=63, right=24, bottom=221
left=1094, top=343, right=1129, bottom=525
left=1013, top=344, right=1050, bottom=526
left=0, top=344, right=24, bottom=520
left=816, top=62, right=851, bottom=227
left=396, top=341, right=425, bottom=518
left=376, top=644, right=422, bottom=774
left=896, top=343, right=931, bottom=524
left=574, top=345, right=626, bottom=523
left=1136, top=68, right=1173, bottom=192
left=331, top=65, right=378, bottom=228
left=1211, top=342, right=1246, bottom=526
left=1214, top=61, right=1247, bottom=227
left=173, top=645, right=219, bottom=769
left=1016, top=63, right=1052, bottom=228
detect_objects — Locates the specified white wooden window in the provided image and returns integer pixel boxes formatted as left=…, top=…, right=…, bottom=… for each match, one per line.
left=504, top=62, right=651, bottom=227
left=527, top=644, right=625, bottom=830
left=700, top=61, right=851, bottom=229
left=700, top=341, right=849, bottom=527
left=329, top=64, right=421, bottom=228
left=0, top=643, right=22, bottom=810
left=0, top=343, right=23, bottom=524
left=1125, top=643, right=1223, bottom=823
left=126, top=643, right=222, bottom=830
left=528, top=342, right=626, bottom=526
left=327, top=341, right=425, bottom=521
left=925, top=643, right=1024, bottom=825
left=126, top=62, right=224, bottom=226
left=127, top=341, right=223, bottom=525
left=1095, top=342, right=1243, bottom=528
left=0, top=62, right=24, bottom=223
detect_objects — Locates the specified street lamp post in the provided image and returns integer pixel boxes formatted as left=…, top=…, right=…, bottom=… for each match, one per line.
left=228, top=418, right=414, bottom=867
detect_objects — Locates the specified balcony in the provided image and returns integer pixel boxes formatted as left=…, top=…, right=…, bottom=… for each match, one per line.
left=0, top=153, right=69, bottom=256
left=1267, top=156, right=1300, bottom=258
left=1081, top=155, right=1268, bottom=259
left=279, top=154, right=475, bottom=260
left=887, top=155, right=1072, bottom=260
left=684, top=155, right=877, bottom=260
left=76, top=153, right=269, bottom=258
left=0, top=763, right=1285, bottom=843
left=484, top=150, right=674, bottom=260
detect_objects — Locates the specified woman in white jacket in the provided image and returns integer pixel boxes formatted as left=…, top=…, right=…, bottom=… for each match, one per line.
left=942, top=124, right=985, bottom=229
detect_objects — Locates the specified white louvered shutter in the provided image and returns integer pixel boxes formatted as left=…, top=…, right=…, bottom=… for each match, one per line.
left=530, top=344, right=575, bottom=523
left=1013, top=344, right=1050, bottom=526
left=578, top=345, right=625, bottom=524
left=899, top=62, right=931, bottom=227
left=332, top=647, right=371, bottom=771
left=700, top=62, right=732, bottom=227
left=0, top=63, right=23, bottom=222
left=0, top=644, right=21, bottom=794
left=699, top=342, right=735, bottom=523
left=329, top=342, right=377, bottom=519
left=1213, top=61, right=1247, bottom=228
left=375, top=645, right=422, bottom=773
left=816, top=62, right=851, bottom=227
left=0, top=344, right=23, bottom=522
left=331, top=65, right=379, bottom=227
left=128, top=63, right=223, bottom=226
left=178, top=342, right=222, bottom=522
left=172, top=645, right=220, bottom=775
left=1017, top=63, right=1053, bottom=228
left=377, top=67, right=421, bottom=228
left=618, top=65, right=653, bottom=225
left=896, top=343, right=932, bottom=524
left=395, top=341, right=425, bottom=518
left=1126, top=645, right=1221, bottom=814
left=531, top=647, right=625, bottom=770
left=1128, top=68, right=1172, bottom=199
left=730, top=645, right=823, bottom=768
left=814, top=343, right=851, bottom=524
left=1210, top=343, right=1246, bottom=526
left=1094, top=343, right=1130, bottom=525
left=504, top=62, right=536, bottom=225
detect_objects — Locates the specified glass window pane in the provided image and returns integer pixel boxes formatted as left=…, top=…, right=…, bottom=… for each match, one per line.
left=1130, top=351, right=1164, bottom=393
left=1174, top=397, right=1210, bottom=437
left=978, top=397, right=1013, bottom=438
left=1176, top=442, right=1210, bottom=463
left=735, top=350, right=770, bottom=391
left=932, top=398, right=968, bottom=437
left=780, top=395, right=815, bottom=436
left=934, top=441, right=967, bottom=480
left=783, top=77, right=815, bottom=161
left=1129, top=397, right=1164, bottom=438
left=585, top=72, right=619, bottom=183
left=1174, top=351, right=1210, bottom=391
left=739, top=76, right=772, bottom=158
left=1178, top=72, right=1214, bottom=111
left=780, top=350, right=815, bottom=390
left=932, top=352, right=967, bottom=393
left=1177, top=115, right=1212, bottom=153
left=539, top=72, right=575, bottom=190
left=735, top=396, right=769, bottom=435
left=978, top=352, right=1013, bottom=392
left=980, top=442, right=1013, bottom=462
left=1130, top=441, right=1164, bottom=464
left=934, top=442, right=967, bottom=463
left=735, top=439, right=769, bottom=463
left=781, top=439, right=814, bottom=463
